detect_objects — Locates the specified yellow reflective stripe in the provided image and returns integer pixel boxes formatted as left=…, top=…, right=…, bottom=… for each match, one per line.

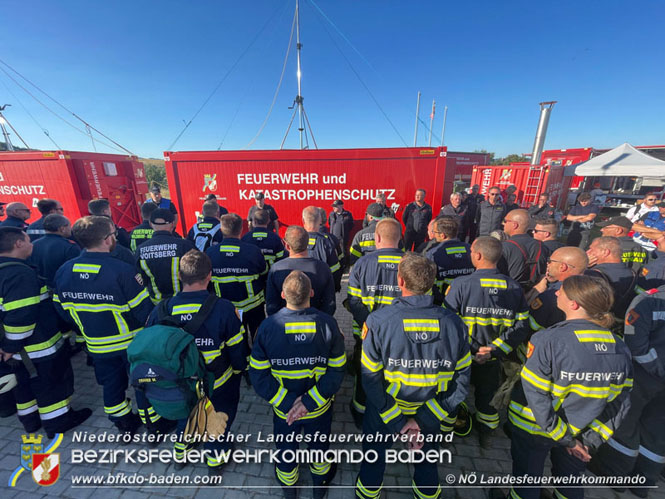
left=445, top=246, right=467, bottom=254
left=462, top=316, right=515, bottom=327
left=219, top=245, right=240, bottom=252
left=128, top=288, right=150, bottom=308
left=171, top=304, right=202, bottom=314
left=61, top=301, right=130, bottom=312
left=23, top=332, right=62, bottom=353
left=269, top=386, right=287, bottom=407
left=17, top=399, right=37, bottom=410
left=271, top=367, right=327, bottom=380
left=551, top=380, right=633, bottom=400
left=413, top=479, right=441, bottom=499
left=589, top=419, right=613, bottom=441
left=480, top=278, right=507, bottom=288
left=492, top=338, right=513, bottom=354
left=200, top=349, right=221, bottom=363
left=350, top=247, right=362, bottom=257
left=521, top=366, right=553, bottom=393
left=425, top=399, right=448, bottom=421
left=249, top=356, right=271, bottom=370
left=213, top=366, right=234, bottom=390
left=38, top=397, right=70, bottom=416
left=330, top=261, right=341, bottom=273
left=105, top=399, right=131, bottom=416
left=380, top=404, right=402, bottom=424
left=310, top=462, right=331, bottom=475
left=384, top=370, right=453, bottom=387
left=285, top=322, right=316, bottom=334
left=273, top=399, right=331, bottom=420
left=73, top=263, right=101, bottom=273
left=515, top=311, right=530, bottom=320
left=211, top=274, right=260, bottom=284
left=377, top=255, right=402, bottom=263
left=4, top=323, right=35, bottom=333
left=307, top=385, right=327, bottom=408
left=359, top=240, right=375, bottom=248
left=226, top=328, right=244, bottom=347
left=253, top=232, right=267, bottom=238
left=508, top=401, right=536, bottom=421
left=140, top=260, right=161, bottom=300
left=403, top=318, right=440, bottom=331
left=171, top=257, right=181, bottom=294
left=574, top=330, right=616, bottom=344
left=276, top=466, right=299, bottom=486
left=356, top=477, right=382, bottom=499
left=2, top=295, right=40, bottom=311
left=360, top=350, right=383, bottom=372
left=328, top=354, right=346, bottom=368
left=529, top=315, right=544, bottom=331
left=348, top=286, right=362, bottom=297
left=456, top=352, right=472, bottom=370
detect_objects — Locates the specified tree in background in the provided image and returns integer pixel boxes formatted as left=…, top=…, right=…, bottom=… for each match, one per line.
left=474, top=149, right=529, bottom=165
left=143, top=161, right=169, bottom=196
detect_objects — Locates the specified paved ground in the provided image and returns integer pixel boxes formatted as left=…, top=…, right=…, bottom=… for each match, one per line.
left=1, top=277, right=663, bottom=498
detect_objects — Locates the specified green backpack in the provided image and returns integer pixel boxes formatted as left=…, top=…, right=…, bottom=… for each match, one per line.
left=127, top=294, right=216, bottom=421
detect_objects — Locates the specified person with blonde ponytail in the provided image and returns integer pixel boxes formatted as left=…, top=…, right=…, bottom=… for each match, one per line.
left=506, top=275, right=633, bottom=499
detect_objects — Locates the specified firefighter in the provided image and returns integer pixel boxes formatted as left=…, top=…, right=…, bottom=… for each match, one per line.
left=356, top=252, right=470, bottom=499
left=135, top=208, right=195, bottom=304
left=247, top=191, right=279, bottom=232
left=425, top=216, right=474, bottom=304
left=249, top=270, right=345, bottom=499
left=564, top=192, right=599, bottom=249
left=0, top=227, right=91, bottom=437
left=402, top=188, right=433, bottom=251
left=527, top=194, right=556, bottom=220
left=266, top=226, right=335, bottom=317
left=241, top=208, right=286, bottom=269
left=187, top=200, right=223, bottom=252
left=586, top=236, right=637, bottom=331
left=317, top=207, right=343, bottom=268
left=303, top=206, right=341, bottom=292
left=532, top=218, right=564, bottom=253
left=146, top=250, right=248, bottom=475
left=507, top=275, right=633, bottom=499
left=88, top=198, right=131, bottom=249
left=129, top=202, right=158, bottom=251
left=350, top=203, right=388, bottom=264
left=362, top=192, right=393, bottom=228
left=589, top=286, right=665, bottom=496
left=416, top=219, right=439, bottom=253
left=635, top=237, right=665, bottom=293
left=439, top=192, right=471, bottom=240
left=596, top=216, right=647, bottom=272
left=0, top=201, right=6, bottom=221
left=347, top=218, right=403, bottom=427
left=206, top=213, right=267, bottom=340
left=498, top=209, right=550, bottom=290
left=204, top=193, right=228, bottom=217
left=53, top=216, right=157, bottom=434
left=26, top=199, right=63, bottom=241
left=475, top=186, right=507, bottom=237
left=0, top=202, right=31, bottom=229
left=529, top=246, right=588, bottom=335
left=328, top=200, right=354, bottom=268
left=146, top=185, right=178, bottom=220
left=444, top=236, right=529, bottom=446
left=28, top=214, right=81, bottom=289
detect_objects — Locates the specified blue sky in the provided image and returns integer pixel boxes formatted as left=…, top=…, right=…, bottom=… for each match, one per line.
left=1, top=0, right=663, bottom=158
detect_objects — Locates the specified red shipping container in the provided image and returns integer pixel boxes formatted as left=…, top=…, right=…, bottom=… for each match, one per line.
left=446, top=151, right=492, bottom=182
left=0, top=151, right=148, bottom=230
left=164, top=147, right=451, bottom=235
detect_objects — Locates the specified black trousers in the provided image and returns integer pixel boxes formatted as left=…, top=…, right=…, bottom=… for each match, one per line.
left=404, top=229, right=427, bottom=252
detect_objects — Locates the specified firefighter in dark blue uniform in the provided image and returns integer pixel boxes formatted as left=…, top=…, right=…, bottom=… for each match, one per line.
left=347, top=218, right=403, bottom=426
left=206, top=213, right=267, bottom=339
left=146, top=250, right=248, bottom=474
left=88, top=198, right=131, bottom=249
left=53, top=216, right=157, bottom=434
left=357, top=253, right=471, bottom=499
left=250, top=270, right=345, bottom=499
left=425, top=216, right=474, bottom=304
left=266, top=226, right=335, bottom=317
left=26, top=199, right=62, bottom=241
left=508, top=275, right=633, bottom=499
left=241, top=208, right=285, bottom=269
left=589, top=286, right=665, bottom=494
left=129, top=202, right=158, bottom=251
left=350, top=203, right=385, bottom=264
left=303, top=206, right=341, bottom=291
left=597, top=216, right=647, bottom=272
left=0, top=227, right=91, bottom=436
left=135, top=209, right=195, bottom=304
left=635, top=238, right=665, bottom=293
left=444, top=236, right=529, bottom=445
left=187, top=200, right=223, bottom=251
left=146, top=185, right=178, bottom=220
left=0, top=202, right=30, bottom=229
left=28, top=214, right=81, bottom=289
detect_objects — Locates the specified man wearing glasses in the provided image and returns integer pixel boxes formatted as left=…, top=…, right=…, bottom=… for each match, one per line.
left=633, top=202, right=665, bottom=253
left=564, top=192, right=598, bottom=249
left=532, top=219, right=563, bottom=253
left=596, top=216, right=647, bottom=272
left=26, top=198, right=64, bottom=242
left=626, top=194, right=660, bottom=223
left=0, top=202, right=31, bottom=229
left=475, top=186, right=507, bottom=237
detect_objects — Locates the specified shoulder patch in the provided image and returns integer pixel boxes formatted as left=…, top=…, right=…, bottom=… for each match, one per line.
left=531, top=298, right=543, bottom=310
left=526, top=341, right=535, bottom=359
left=134, top=273, right=144, bottom=286
left=646, top=288, right=659, bottom=295
left=626, top=309, right=640, bottom=325
left=642, top=267, right=650, bottom=276
left=361, top=323, right=369, bottom=341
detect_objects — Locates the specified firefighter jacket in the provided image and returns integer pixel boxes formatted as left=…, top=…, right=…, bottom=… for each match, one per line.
left=425, top=239, right=474, bottom=303
left=347, top=248, right=402, bottom=337
left=112, top=244, right=136, bottom=267
left=135, top=231, right=196, bottom=304
left=129, top=221, right=154, bottom=252
left=53, top=251, right=153, bottom=356
left=0, top=216, right=27, bottom=229
left=636, top=251, right=665, bottom=293
left=187, top=217, right=223, bottom=252
left=205, top=237, right=267, bottom=314
left=444, top=268, right=530, bottom=358
left=360, top=294, right=471, bottom=434
left=619, top=235, right=647, bottom=272
left=249, top=306, right=346, bottom=420
left=498, top=234, right=550, bottom=288
left=475, top=200, right=507, bottom=236
left=266, top=257, right=335, bottom=316
left=350, top=220, right=379, bottom=264
left=28, top=234, right=81, bottom=289
left=308, top=231, right=341, bottom=280
left=0, top=257, right=64, bottom=362
left=543, top=240, right=564, bottom=253
left=509, top=319, right=633, bottom=450
left=587, top=263, right=637, bottom=322
left=625, top=287, right=665, bottom=379
left=241, top=228, right=285, bottom=268
left=529, top=282, right=564, bottom=333
left=146, top=290, right=249, bottom=394
left=328, top=209, right=354, bottom=246
left=116, top=226, right=131, bottom=249
left=26, top=217, right=46, bottom=241
left=403, top=202, right=433, bottom=235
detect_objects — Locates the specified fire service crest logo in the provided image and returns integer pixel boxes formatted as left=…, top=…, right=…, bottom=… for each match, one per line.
left=203, top=174, right=218, bottom=192
left=32, top=453, right=60, bottom=486
left=9, top=433, right=63, bottom=487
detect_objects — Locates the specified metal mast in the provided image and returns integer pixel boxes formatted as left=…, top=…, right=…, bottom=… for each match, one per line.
left=295, top=0, right=305, bottom=149
left=0, top=105, right=15, bottom=151
left=413, top=91, right=421, bottom=147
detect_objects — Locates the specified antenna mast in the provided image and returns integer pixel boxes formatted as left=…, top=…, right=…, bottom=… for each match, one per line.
left=0, top=104, right=15, bottom=151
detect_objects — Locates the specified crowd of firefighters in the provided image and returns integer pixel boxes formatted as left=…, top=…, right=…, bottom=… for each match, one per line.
left=0, top=180, right=664, bottom=499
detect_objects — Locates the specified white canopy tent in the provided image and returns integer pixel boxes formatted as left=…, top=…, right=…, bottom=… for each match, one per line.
left=574, top=142, right=665, bottom=178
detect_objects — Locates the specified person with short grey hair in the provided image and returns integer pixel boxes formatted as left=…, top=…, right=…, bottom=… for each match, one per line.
left=439, top=192, right=470, bottom=240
